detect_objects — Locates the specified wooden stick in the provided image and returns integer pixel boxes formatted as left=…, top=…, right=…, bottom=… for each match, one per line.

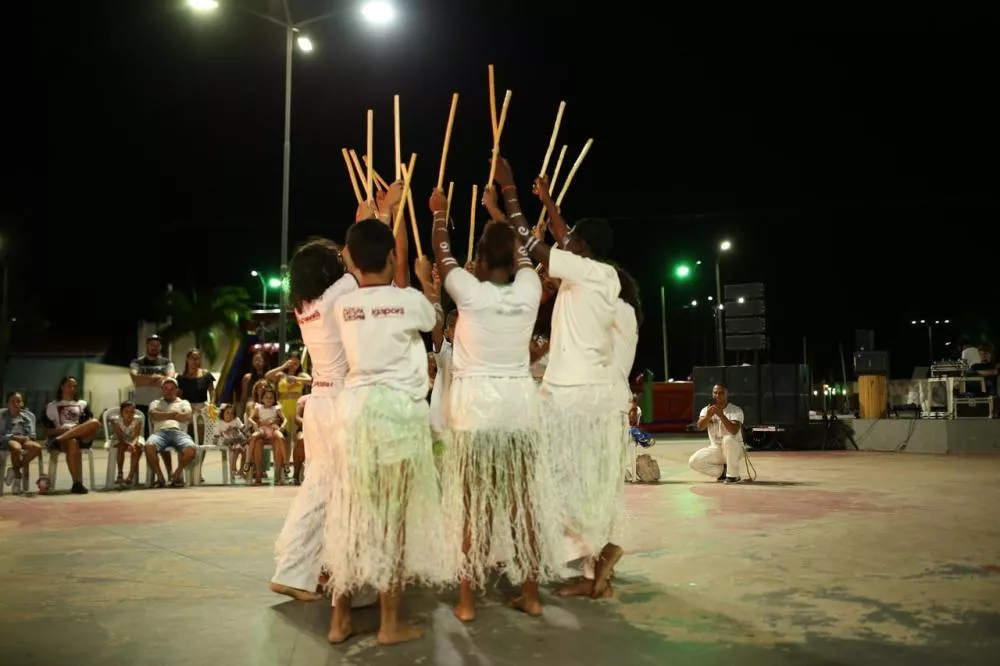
left=362, top=155, right=389, bottom=191
left=555, top=138, right=593, bottom=207
left=467, top=183, right=478, bottom=264
left=437, top=93, right=459, bottom=190
left=399, top=162, right=423, bottom=258
left=536, top=144, right=568, bottom=227
left=348, top=150, right=370, bottom=200
left=393, top=95, right=402, bottom=181
left=366, top=109, right=374, bottom=204
left=486, top=90, right=512, bottom=188
left=539, top=101, right=566, bottom=177
left=488, top=64, right=498, bottom=139
left=341, top=148, right=363, bottom=204
left=393, top=153, right=417, bottom=237
left=445, top=181, right=455, bottom=227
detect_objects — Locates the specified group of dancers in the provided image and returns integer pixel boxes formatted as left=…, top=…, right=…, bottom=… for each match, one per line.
left=267, top=153, right=642, bottom=646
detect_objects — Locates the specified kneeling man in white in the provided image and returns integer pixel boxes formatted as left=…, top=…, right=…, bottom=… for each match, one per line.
left=689, top=383, right=745, bottom=484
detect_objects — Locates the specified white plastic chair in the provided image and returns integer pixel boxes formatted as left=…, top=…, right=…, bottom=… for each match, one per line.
left=187, top=409, right=229, bottom=486
left=102, top=408, right=153, bottom=489
left=0, top=447, right=46, bottom=496
left=48, top=439, right=97, bottom=492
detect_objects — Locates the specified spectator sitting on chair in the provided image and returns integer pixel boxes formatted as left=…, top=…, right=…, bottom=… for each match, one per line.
left=130, top=334, right=176, bottom=477
left=145, top=377, right=197, bottom=488
left=1, top=391, right=43, bottom=495
left=111, top=401, right=145, bottom=489
left=689, top=383, right=746, bottom=484
left=41, top=376, right=100, bottom=495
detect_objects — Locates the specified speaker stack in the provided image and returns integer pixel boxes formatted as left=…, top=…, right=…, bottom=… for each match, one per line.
left=723, top=283, right=766, bottom=353
left=693, top=364, right=809, bottom=427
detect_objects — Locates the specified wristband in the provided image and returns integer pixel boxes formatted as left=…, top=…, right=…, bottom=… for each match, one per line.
left=501, top=184, right=515, bottom=192
left=509, top=212, right=524, bottom=219
left=524, top=236, right=540, bottom=253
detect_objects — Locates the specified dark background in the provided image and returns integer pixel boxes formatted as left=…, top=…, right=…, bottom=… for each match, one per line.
left=9, top=0, right=999, bottom=380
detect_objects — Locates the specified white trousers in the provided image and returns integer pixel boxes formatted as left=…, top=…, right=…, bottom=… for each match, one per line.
left=689, top=436, right=744, bottom=479
left=271, top=394, right=376, bottom=608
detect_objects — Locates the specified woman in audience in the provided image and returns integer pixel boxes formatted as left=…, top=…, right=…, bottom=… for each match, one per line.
left=110, top=400, right=145, bottom=489
left=241, top=351, right=270, bottom=413
left=265, top=350, right=311, bottom=452
left=176, top=348, right=216, bottom=444
left=248, top=385, right=287, bottom=485
left=1, top=391, right=43, bottom=495
left=40, top=376, right=100, bottom=495
left=244, top=379, right=273, bottom=480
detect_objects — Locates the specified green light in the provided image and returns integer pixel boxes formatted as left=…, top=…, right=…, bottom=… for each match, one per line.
left=268, top=277, right=283, bottom=289
left=674, top=264, right=691, bottom=280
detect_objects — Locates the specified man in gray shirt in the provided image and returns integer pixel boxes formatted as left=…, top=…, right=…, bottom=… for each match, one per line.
left=130, top=334, right=176, bottom=474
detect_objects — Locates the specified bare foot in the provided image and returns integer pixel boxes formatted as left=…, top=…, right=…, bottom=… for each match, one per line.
left=591, top=544, right=623, bottom=598
left=327, top=614, right=353, bottom=644
left=269, top=582, right=323, bottom=602
left=377, top=623, right=424, bottom=646
left=453, top=602, right=477, bottom=622
left=596, top=582, right=614, bottom=599
left=554, top=578, right=594, bottom=597
left=509, top=596, right=543, bottom=617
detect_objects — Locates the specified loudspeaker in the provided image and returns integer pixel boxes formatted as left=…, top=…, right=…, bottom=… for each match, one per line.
left=725, top=300, right=766, bottom=318
left=724, top=283, right=765, bottom=301
left=759, top=364, right=809, bottom=424
left=855, top=351, right=889, bottom=375
left=725, top=364, right=759, bottom=394
left=726, top=317, right=766, bottom=334
left=855, top=329, right=875, bottom=352
left=726, top=334, right=767, bottom=351
left=727, top=393, right=760, bottom=428
left=692, top=366, right=726, bottom=397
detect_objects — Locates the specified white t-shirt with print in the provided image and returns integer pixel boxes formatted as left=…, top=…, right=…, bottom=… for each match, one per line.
left=335, top=285, right=438, bottom=401
left=296, top=273, right=358, bottom=397
left=430, top=340, right=453, bottom=434
left=543, top=248, right=620, bottom=386
left=445, top=267, right=541, bottom=378
left=699, top=403, right=745, bottom=447
left=148, top=398, right=192, bottom=433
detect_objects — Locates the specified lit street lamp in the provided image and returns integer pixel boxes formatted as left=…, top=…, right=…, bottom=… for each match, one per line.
left=659, top=262, right=693, bottom=380
left=187, top=1, right=396, bottom=361
left=715, top=239, right=732, bottom=365
left=250, top=270, right=282, bottom=308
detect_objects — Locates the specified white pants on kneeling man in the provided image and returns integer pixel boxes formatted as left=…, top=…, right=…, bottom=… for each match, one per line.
left=689, top=435, right=743, bottom=479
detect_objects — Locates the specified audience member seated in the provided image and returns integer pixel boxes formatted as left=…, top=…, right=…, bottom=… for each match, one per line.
left=145, top=377, right=197, bottom=488
left=971, top=345, right=998, bottom=415
left=247, top=385, right=287, bottom=485
left=40, top=376, right=100, bottom=495
left=266, top=351, right=311, bottom=450
left=1, top=391, right=43, bottom=495
left=244, top=379, right=273, bottom=480
left=130, top=334, right=176, bottom=477
left=110, top=401, right=146, bottom=489
left=241, top=351, right=270, bottom=414
left=176, top=347, right=216, bottom=445
left=214, top=403, right=248, bottom=480
left=292, top=394, right=308, bottom=485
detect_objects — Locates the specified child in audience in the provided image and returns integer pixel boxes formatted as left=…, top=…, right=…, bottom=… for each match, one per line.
left=249, top=386, right=287, bottom=484
left=111, top=401, right=145, bottom=488
left=215, top=403, right=248, bottom=479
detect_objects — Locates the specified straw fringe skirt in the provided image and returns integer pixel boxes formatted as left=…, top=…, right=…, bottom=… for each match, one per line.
left=440, top=376, right=562, bottom=588
left=319, top=385, right=450, bottom=598
left=540, top=382, right=629, bottom=560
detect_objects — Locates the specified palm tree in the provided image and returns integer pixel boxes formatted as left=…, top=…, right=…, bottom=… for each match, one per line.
left=157, top=286, right=251, bottom=365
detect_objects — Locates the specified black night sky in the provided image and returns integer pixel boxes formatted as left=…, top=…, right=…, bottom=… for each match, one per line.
left=12, top=1, right=1000, bottom=380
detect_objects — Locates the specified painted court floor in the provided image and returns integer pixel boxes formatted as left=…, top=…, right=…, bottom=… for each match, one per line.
left=1, top=439, right=998, bottom=665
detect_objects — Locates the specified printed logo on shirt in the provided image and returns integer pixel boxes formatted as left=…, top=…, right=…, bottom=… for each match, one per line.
left=372, top=306, right=404, bottom=318
left=297, top=310, right=321, bottom=325
left=342, top=307, right=366, bottom=321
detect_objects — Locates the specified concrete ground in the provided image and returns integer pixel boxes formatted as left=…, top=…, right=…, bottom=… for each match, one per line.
left=1, top=438, right=998, bottom=666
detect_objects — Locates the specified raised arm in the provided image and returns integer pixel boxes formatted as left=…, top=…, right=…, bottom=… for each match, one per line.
left=429, top=188, right=461, bottom=283
left=429, top=265, right=445, bottom=351
left=414, top=255, right=444, bottom=331
left=533, top=176, right=569, bottom=245
left=480, top=186, right=506, bottom=223
left=492, top=157, right=552, bottom=268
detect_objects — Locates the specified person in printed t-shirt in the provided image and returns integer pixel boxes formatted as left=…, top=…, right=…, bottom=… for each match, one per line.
left=130, top=334, right=176, bottom=476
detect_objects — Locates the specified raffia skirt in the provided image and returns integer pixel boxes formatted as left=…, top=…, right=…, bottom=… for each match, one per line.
left=540, top=382, right=629, bottom=562
left=319, top=385, right=450, bottom=598
left=439, top=375, right=562, bottom=588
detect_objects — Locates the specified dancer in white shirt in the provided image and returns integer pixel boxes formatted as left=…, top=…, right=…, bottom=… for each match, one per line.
left=323, top=219, right=446, bottom=646
left=429, top=309, right=457, bottom=440
left=494, top=156, right=626, bottom=600
left=690, top=383, right=746, bottom=483
left=429, top=189, right=559, bottom=621
left=269, top=184, right=405, bottom=607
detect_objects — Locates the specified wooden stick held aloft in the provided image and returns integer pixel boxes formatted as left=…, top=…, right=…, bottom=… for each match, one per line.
left=349, top=150, right=369, bottom=200
left=362, top=155, right=389, bottom=191
left=486, top=90, right=513, bottom=188
left=555, top=138, right=593, bottom=207
left=342, top=148, right=363, bottom=204
left=393, top=153, right=417, bottom=237
left=488, top=64, right=498, bottom=139
left=438, top=93, right=459, bottom=190
left=467, top=183, right=478, bottom=264
left=366, top=109, right=374, bottom=204
left=539, top=101, right=566, bottom=177
left=394, top=95, right=402, bottom=181
left=536, top=144, right=568, bottom=228
left=405, top=187, right=423, bottom=259
left=446, top=181, right=455, bottom=227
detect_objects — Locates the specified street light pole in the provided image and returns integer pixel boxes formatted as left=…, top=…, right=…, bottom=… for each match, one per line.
left=714, top=240, right=731, bottom=366
left=660, top=284, right=668, bottom=381
left=278, top=22, right=293, bottom=363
